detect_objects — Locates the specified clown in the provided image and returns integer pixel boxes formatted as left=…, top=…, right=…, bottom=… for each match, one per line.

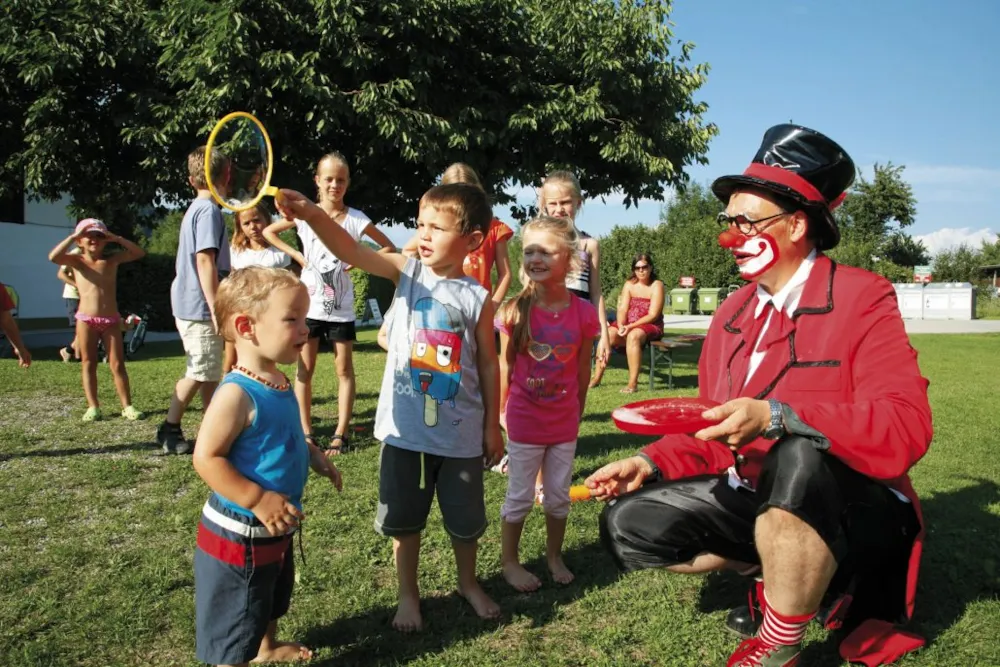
left=587, top=125, right=932, bottom=666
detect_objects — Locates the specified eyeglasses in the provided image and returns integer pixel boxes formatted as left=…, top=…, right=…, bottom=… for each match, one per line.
left=716, top=211, right=787, bottom=235
left=633, top=264, right=650, bottom=271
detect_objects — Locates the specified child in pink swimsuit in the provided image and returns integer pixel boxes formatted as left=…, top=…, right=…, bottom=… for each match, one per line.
left=49, top=219, right=147, bottom=422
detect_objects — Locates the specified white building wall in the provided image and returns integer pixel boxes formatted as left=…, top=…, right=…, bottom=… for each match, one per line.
left=0, top=194, right=77, bottom=320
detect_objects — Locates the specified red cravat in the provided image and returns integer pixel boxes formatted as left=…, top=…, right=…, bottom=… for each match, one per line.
left=758, top=303, right=795, bottom=351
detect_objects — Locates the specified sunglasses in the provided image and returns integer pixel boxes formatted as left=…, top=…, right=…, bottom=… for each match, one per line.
left=716, top=211, right=787, bottom=235
left=633, top=264, right=650, bottom=271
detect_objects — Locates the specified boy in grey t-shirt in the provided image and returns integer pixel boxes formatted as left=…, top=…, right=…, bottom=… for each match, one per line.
left=275, top=182, right=502, bottom=633
left=157, top=146, right=231, bottom=455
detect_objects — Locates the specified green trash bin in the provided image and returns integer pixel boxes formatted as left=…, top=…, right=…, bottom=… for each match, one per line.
left=698, top=287, right=723, bottom=314
left=669, top=288, right=697, bottom=315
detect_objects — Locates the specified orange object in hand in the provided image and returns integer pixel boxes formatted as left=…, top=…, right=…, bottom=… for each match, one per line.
left=569, top=485, right=594, bottom=502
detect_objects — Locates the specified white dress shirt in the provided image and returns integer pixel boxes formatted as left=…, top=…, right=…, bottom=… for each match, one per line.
left=744, top=250, right=818, bottom=387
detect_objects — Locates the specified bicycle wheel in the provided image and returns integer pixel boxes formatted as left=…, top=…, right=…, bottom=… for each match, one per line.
left=127, top=322, right=147, bottom=357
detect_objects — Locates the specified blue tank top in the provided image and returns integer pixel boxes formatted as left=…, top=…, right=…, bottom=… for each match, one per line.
left=214, top=372, right=310, bottom=518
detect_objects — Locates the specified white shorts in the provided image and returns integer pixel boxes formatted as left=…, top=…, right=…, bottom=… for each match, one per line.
left=176, top=318, right=223, bottom=382
left=501, top=440, right=577, bottom=522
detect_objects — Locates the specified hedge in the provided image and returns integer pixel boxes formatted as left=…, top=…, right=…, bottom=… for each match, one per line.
left=118, top=254, right=176, bottom=331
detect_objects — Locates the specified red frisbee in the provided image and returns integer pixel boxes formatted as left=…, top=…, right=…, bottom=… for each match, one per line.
left=612, top=397, right=722, bottom=436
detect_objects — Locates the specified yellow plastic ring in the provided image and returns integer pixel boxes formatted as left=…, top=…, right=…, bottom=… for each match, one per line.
left=204, top=111, right=277, bottom=213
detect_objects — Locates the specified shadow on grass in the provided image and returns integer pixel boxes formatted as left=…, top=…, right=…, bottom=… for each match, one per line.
left=695, top=478, right=1000, bottom=665
left=309, top=392, right=380, bottom=408
left=0, top=441, right=158, bottom=461
left=302, top=541, right=621, bottom=666
left=575, top=431, right=657, bottom=464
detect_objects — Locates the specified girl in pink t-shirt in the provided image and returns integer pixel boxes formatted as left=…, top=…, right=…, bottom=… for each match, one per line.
left=496, top=216, right=600, bottom=592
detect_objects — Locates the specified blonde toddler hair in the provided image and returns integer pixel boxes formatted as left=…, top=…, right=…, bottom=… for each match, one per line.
left=499, top=216, right=581, bottom=352
left=215, top=267, right=303, bottom=342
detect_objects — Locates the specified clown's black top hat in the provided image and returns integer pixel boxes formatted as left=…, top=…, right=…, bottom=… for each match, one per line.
left=711, top=124, right=856, bottom=250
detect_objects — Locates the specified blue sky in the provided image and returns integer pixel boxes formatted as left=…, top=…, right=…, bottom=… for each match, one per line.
left=387, top=0, right=1000, bottom=255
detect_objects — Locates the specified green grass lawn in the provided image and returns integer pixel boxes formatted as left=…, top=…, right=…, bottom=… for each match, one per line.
left=1, top=331, right=999, bottom=666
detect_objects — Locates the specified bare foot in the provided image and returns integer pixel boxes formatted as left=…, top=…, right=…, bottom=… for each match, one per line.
left=502, top=562, right=542, bottom=592
left=392, top=595, right=423, bottom=632
left=588, top=378, right=601, bottom=389
left=548, top=556, right=575, bottom=585
left=251, top=641, right=312, bottom=663
left=457, top=582, right=501, bottom=619
left=619, top=385, right=637, bottom=394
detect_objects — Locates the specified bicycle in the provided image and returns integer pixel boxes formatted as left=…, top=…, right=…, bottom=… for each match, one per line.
left=97, top=304, right=152, bottom=362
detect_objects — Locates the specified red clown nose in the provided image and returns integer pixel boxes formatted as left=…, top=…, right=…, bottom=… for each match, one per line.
left=718, top=228, right=748, bottom=249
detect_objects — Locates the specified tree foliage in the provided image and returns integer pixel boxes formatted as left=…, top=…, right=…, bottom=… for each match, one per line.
left=656, top=182, right=737, bottom=289
left=829, top=162, right=928, bottom=279
left=933, top=238, right=1000, bottom=285
left=596, top=183, right=736, bottom=305
left=1, top=0, right=716, bottom=233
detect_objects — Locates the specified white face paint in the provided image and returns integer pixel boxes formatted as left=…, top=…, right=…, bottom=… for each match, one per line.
left=731, top=233, right=779, bottom=279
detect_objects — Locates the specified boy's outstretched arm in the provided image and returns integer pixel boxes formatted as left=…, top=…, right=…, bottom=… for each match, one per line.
left=193, top=383, right=303, bottom=536
left=276, top=189, right=406, bottom=283
left=107, top=233, right=146, bottom=263
left=474, top=301, right=503, bottom=466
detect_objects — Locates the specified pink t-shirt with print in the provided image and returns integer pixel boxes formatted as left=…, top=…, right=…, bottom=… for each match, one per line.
left=497, top=295, right=601, bottom=445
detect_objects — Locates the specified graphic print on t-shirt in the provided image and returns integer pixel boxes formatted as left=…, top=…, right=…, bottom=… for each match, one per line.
left=525, top=320, right=576, bottom=402
left=409, top=297, right=465, bottom=427
left=306, top=250, right=349, bottom=316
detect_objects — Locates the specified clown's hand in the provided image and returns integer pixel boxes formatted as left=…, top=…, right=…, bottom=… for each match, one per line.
left=694, top=398, right=770, bottom=449
left=585, top=456, right=653, bottom=501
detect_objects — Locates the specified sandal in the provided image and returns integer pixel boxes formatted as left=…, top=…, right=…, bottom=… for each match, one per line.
left=326, top=433, right=347, bottom=455
left=304, top=433, right=321, bottom=449
left=620, top=386, right=637, bottom=394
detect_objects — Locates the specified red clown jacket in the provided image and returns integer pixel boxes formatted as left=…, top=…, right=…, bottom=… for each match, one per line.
left=640, top=255, right=932, bottom=659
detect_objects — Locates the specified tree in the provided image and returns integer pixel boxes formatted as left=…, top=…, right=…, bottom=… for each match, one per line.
left=597, top=182, right=737, bottom=304
left=1, top=0, right=717, bottom=233
left=656, top=182, right=738, bottom=289
left=933, top=244, right=986, bottom=283
left=829, top=162, right=926, bottom=278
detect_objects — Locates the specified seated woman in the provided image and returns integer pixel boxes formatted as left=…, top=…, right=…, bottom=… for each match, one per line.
left=590, top=253, right=664, bottom=393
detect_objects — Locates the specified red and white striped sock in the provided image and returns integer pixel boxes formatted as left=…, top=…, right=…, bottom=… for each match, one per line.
left=757, top=591, right=815, bottom=647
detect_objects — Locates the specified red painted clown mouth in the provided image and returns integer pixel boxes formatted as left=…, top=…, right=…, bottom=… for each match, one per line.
left=718, top=227, right=780, bottom=279
left=732, top=240, right=768, bottom=264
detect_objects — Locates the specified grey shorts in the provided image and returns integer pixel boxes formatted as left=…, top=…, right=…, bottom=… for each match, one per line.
left=375, top=443, right=487, bottom=542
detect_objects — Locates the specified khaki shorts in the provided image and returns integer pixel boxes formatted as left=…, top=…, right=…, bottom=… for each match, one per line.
left=175, top=318, right=223, bottom=382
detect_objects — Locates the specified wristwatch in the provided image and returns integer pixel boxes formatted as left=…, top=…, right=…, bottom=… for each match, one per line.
left=762, top=398, right=786, bottom=440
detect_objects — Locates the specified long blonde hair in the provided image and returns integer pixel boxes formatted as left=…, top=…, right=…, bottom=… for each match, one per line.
left=499, top=216, right=581, bottom=352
